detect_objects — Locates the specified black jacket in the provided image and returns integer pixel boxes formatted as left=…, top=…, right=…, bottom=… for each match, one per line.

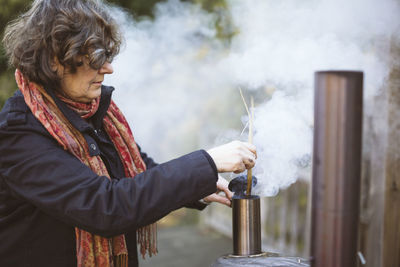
left=0, top=86, right=218, bottom=267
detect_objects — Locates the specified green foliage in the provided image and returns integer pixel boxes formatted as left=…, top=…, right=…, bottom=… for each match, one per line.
left=0, top=0, right=31, bottom=108
left=108, top=0, right=163, bottom=18
left=0, top=70, right=17, bottom=108
left=0, top=0, right=30, bottom=72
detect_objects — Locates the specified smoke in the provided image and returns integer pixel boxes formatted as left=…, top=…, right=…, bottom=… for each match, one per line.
left=106, top=0, right=234, bottom=160
left=224, top=0, right=400, bottom=196
left=105, top=0, right=400, bottom=196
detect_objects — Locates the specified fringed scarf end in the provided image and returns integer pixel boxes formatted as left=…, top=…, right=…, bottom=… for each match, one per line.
left=139, top=223, right=158, bottom=260
left=114, top=254, right=128, bottom=267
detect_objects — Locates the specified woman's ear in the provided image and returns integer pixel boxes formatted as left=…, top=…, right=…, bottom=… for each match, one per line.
left=51, top=57, right=64, bottom=77
left=50, top=57, right=58, bottom=71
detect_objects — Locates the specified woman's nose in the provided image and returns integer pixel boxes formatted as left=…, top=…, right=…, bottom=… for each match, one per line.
left=99, top=62, right=113, bottom=74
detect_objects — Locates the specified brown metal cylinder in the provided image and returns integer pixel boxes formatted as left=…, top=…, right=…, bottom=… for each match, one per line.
left=232, top=195, right=262, bottom=256
left=311, top=71, right=363, bottom=267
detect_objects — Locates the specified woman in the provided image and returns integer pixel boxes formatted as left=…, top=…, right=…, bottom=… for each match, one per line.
left=0, top=0, right=257, bottom=267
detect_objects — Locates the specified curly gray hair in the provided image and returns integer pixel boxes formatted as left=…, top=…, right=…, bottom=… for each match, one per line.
left=3, top=0, right=122, bottom=88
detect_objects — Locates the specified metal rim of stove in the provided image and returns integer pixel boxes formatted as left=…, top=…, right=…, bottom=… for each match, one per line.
left=223, top=251, right=279, bottom=259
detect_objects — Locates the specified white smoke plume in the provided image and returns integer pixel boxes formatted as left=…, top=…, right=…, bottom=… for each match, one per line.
left=105, top=0, right=400, bottom=196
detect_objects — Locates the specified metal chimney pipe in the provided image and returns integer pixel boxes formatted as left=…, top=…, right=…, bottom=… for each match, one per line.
left=311, top=71, right=363, bottom=267
left=232, top=195, right=262, bottom=256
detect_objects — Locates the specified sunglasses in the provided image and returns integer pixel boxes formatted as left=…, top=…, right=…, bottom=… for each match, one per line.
left=77, top=48, right=114, bottom=69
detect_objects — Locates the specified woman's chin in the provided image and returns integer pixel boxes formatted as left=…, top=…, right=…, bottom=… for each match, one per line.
left=87, top=87, right=102, bottom=100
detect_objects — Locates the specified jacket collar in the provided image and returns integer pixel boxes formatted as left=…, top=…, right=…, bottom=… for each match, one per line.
left=46, top=85, right=114, bottom=132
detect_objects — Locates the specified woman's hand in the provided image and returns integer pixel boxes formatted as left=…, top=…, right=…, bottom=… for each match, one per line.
left=207, top=141, right=257, bottom=174
left=203, top=176, right=233, bottom=207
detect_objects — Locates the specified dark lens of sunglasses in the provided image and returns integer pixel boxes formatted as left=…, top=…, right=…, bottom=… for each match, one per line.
left=90, top=53, right=113, bottom=69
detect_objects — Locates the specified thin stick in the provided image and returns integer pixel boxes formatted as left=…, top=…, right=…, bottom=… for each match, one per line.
left=239, top=87, right=251, bottom=117
left=246, top=97, right=254, bottom=196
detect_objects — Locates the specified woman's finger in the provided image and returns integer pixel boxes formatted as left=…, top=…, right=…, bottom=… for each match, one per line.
left=221, top=186, right=233, bottom=200
left=204, top=193, right=231, bottom=207
left=241, top=142, right=257, bottom=158
left=233, top=161, right=246, bottom=173
left=207, top=140, right=257, bottom=173
left=243, top=156, right=256, bottom=169
left=217, top=176, right=233, bottom=200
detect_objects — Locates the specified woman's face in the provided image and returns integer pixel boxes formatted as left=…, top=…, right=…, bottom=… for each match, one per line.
left=56, top=57, right=114, bottom=103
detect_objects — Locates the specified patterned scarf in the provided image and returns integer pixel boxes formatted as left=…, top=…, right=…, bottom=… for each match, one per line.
left=15, top=69, right=157, bottom=267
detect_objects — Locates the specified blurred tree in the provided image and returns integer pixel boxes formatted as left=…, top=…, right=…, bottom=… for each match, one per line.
left=0, top=0, right=30, bottom=73
left=193, top=0, right=236, bottom=40
left=0, top=0, right=31, bottom=107
left=0, top=0, right=230, bottom=108
left=108, top=0, right=162, bottom=17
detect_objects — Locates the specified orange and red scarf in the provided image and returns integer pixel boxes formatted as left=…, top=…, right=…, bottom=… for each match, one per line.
left=15, top=69, right=157, bottom=267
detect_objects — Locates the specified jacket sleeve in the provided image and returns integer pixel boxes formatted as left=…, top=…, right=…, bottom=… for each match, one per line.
left=0, top=126, right=217, bottom=238
left=138, top=145, right=216, bottom=210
